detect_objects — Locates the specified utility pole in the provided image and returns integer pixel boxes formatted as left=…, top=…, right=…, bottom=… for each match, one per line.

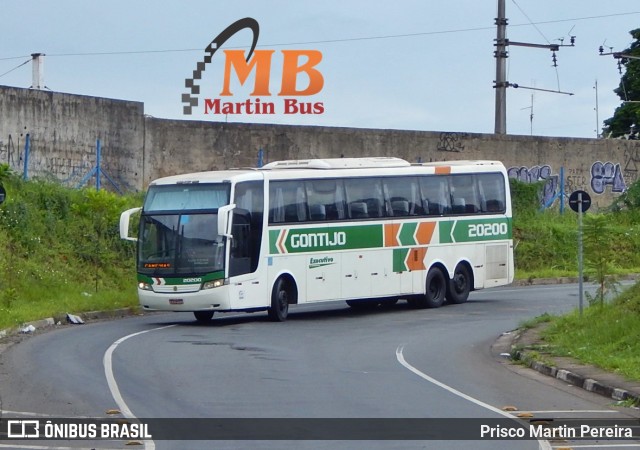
left=30, top=53, right=45, bottom=90
left=594, top=80, right=600, bottom=138
left=493, top=0, right=575, bottom=135
left=494, top=0, right=508, bottom=135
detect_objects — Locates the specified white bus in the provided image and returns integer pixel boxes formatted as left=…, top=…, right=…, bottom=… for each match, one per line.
left=120, top=157, right=514, bottom=322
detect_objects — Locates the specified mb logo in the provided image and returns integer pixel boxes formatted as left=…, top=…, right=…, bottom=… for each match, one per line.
left=7, top=420, right=40, bottom=438
left=183, top=17, right=324, bottom=116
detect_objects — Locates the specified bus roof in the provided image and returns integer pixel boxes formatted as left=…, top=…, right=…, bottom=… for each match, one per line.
left=148, top=158, right=507, bottom=186
left=149, top=169, right=260, bottom=186
left=261, top=157, right=410, bottom=170
left=415, top=160, right=504, bottom=167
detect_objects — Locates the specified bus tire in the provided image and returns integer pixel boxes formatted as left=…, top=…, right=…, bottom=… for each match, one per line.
left=194, top=311, right=214, bottom=322
left=268, top=277, right=291, bottom=322
left=413, top=267, right=446, bottom=309
left=446, top=263, right=472, bottom=304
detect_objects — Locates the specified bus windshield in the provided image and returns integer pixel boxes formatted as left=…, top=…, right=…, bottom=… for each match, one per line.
left=138, top=183, right=230, bottom=276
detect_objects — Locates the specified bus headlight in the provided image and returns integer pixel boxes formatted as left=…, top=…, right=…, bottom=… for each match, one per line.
left=202, top=279, right=224, bottom=290
left=138, top=282, right=153, bottom=291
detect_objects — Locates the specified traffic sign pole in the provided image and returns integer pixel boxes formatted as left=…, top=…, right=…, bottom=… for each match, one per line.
left=569, top=190, right=591, bottom=317
left=578, top=192, right=583, bottom=316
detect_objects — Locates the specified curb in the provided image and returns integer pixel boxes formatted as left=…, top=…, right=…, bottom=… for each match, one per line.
left=511, top=340, right=640, bottom=407
left=0, top=308, right=139, bottom=341
left=510, top=273, right=639, bottom=287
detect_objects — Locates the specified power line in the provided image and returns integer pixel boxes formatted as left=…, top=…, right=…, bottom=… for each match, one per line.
left=0, top=55, right=31, bottom=61
left=0, top=58, right=31, bottom=79
left=0, top=10, right=638, bottom=61
left=511, top=0, right=552, bottom=44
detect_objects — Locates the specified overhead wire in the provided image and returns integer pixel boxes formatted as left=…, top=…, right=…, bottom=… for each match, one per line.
left=511, top=0, right=563, bottom=92
left=0, top=10, right=638, bottom=61
left=0, top=58, right=31, bottom=79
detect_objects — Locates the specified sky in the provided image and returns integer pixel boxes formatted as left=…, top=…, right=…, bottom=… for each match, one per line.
left=1, top=1, right=639, bottom=138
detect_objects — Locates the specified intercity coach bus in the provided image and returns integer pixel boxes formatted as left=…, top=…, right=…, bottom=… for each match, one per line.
left=120, top=157, right=513, bottom=322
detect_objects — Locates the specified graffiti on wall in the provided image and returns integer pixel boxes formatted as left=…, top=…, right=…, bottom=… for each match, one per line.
left=507, top=165, right=561, bottom=207
left=0, top=133, right=136, bottom=192
left=0, top=134, right=23, bottom=171
left=590, top=161, right=626, bottom=194
left=437, top=132, right=468, bottom=152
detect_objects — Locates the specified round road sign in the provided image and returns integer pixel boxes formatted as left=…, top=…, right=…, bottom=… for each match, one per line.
left=568, top=190, right=591, bottom=213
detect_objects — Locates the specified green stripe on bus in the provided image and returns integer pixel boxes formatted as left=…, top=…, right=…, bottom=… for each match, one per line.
left=439, top=218, right=512, bottom=244
left=393, top=248, right=409, bottom=272
left=269, top=229, right=280, bottom=254
left=269, top=224, right=383, bottom=254
left=398, top=222, right=417, bottom=246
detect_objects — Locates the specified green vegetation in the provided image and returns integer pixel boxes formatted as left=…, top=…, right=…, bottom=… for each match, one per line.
left=602, top=27, right=640, bottom=138
left=0, top=166, right=142, bottom=330
left=538, top=281, right=640, bottom=381
left=511, top=176, right=640, bottom=383
left=510, top=179, right=640, bottom=279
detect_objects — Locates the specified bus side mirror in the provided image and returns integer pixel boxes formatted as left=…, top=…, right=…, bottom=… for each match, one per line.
left=217, top=204, right=236, bottom=238
left=120, top=207, right=142, bottom=241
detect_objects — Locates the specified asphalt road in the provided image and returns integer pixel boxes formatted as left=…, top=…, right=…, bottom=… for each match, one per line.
left=1, top=283, right=639, bottom=450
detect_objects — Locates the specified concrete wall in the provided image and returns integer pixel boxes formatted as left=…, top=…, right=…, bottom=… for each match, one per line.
left=0, top=85, right=143, bottom=192
left=2, top=85, right=639, bottom=209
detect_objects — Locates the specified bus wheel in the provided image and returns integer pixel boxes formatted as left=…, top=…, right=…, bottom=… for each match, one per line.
left=268, top=277, right=291, bottom=322
left=446, top=264, right=472, bottom=304
left=413, top=267, right=446, bottom=309
left=194, top=311, right=214, bottom=323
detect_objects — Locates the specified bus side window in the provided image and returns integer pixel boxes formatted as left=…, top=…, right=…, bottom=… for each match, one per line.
left=419, top=176, right=451, bottom=216
left=383, top=176, right=421, bottom=216
left=449, top=175, right=480, bottom=214
left=305, top=179, right=346, bottom=221
left=269, top=181, right=307, bottom=223
left=477, top=173, right=506, bottom=213
left=344, top=178, right=385, bottom=219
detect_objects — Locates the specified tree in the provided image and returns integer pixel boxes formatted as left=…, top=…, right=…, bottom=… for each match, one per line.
left=602, top=28, right=640, bottom=138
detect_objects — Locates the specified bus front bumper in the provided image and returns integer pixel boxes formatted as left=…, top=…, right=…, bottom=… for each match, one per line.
left=138, top=288, right=232, bottom=312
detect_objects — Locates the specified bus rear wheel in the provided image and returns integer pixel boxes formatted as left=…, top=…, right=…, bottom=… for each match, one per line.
left=446, top=263, right=472, bottom=304
left=194, top=311, right=214, bottom=323
left=411, top=267, right=446, bottom=309
left=268, top=277, right=292, bottom=322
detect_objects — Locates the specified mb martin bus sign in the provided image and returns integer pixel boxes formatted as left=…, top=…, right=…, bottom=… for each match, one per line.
left=183, top=17, right=325, bottom=117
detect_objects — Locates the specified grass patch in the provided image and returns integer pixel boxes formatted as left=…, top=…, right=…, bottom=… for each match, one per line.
left=519, top=313, right=553, bottom=330
left=0, top=170, right=143, bottom=330
left=538, top=281, right=640, bottom=381
left=511, top=179, right=640, bottom=279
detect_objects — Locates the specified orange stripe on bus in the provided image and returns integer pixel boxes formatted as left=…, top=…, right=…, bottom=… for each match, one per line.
left=415, top=222, right=436, bottom=245
left=384, top=223, right=400, bottom=247
left=406, top=247, right=427, bottom=271
left=434, top=166, right=451, bottom=174
left=277, top=230, right=287, bottom=253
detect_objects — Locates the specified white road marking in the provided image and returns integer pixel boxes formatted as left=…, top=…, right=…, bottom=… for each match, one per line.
left=396, top=344, right=552, bottom=450
left=103, top=324, right=176, bottom=450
